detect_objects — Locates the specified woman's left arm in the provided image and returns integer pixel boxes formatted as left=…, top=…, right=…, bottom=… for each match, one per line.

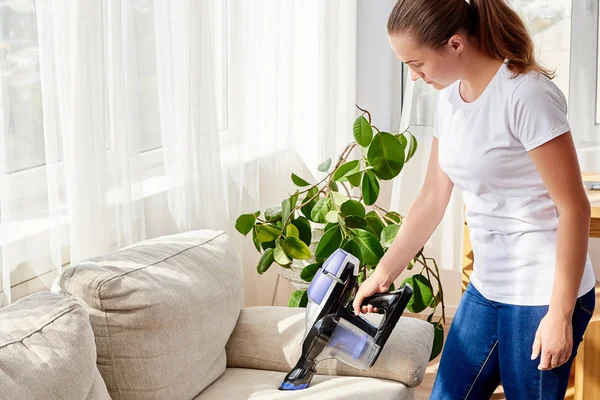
left=527, top=131, right=591, bottom=370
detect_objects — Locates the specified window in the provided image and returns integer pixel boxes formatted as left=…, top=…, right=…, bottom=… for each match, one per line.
left=0, top=1, right=45, bottom=174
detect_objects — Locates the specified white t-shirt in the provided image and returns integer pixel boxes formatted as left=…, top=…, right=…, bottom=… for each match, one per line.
left=434, top=61, right=596, bottom=305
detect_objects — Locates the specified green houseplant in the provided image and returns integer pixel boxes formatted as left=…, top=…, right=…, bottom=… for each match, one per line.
left=235, top=105, right=445, bottom=360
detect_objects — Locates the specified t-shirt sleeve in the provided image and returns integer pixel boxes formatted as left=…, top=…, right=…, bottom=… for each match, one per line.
left=511, top=76, right=570, bottom=151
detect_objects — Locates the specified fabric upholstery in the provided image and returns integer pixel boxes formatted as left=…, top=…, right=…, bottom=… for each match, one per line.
left=56, top=230, right=243, bottom=400
left=0, top=291, right=110, bottom=400
left=225, top=306, right=433, bottom=388
left=195, top=367, right=414, bottom=400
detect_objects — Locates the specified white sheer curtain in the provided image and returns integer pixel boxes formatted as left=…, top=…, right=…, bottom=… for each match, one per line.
left=0, top=0, right=357, bottom=306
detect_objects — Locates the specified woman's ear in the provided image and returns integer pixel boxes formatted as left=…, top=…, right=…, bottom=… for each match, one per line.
left=447, top=34, right=465, bottom=55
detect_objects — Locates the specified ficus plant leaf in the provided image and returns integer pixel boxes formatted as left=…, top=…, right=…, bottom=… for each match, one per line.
left=402, top=274, right=434, bottom=313
left=350, top=229, right=384, bottom=266
left=300, top=263, right=322, bottom=282
left=311, top=197, right=332, bottom=223
left=318, top=158, right=332, bottom=172
left=353, top=115, right=373, bottom=147
left=291, top=216, right=312, bottom=246
left=367, top=131, right=405, bottom=180
left=289, top=289, right=308, bottom=307
left=255, top=224, right=281, bottom=242
left=361, top=170, right=380, bottom=206
left=291, top=173, right=311, bottom=187
left=235, top=214, right=256, bottom=236
left=256, top=248, right=274, bottom=274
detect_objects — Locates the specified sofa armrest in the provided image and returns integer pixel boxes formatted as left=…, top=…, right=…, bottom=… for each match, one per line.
left=225, top=306, right=433, bottom=388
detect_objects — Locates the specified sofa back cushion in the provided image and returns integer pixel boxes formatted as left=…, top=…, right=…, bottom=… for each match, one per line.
left=56, top=230, right=243, bottom=400
left=0, top=291, right=110, bottom=400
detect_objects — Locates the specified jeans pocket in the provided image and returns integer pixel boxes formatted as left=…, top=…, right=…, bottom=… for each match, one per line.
left=577, top=293, right=595, bottom=317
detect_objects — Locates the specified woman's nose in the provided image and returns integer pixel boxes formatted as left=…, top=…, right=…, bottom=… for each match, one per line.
left=410, top=69, right=422, bottom=82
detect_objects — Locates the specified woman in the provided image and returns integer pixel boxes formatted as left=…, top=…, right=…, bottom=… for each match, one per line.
left=352, top=0, right=596, bottom=399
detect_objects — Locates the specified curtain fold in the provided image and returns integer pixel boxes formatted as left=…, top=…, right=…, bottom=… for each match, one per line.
left=0, top=0, right=358, bottom=307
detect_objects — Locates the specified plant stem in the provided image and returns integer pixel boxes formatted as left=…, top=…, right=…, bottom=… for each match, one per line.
left=416, top=256, right=446, bottom=325
left=355, top=103, right=372, bottom=124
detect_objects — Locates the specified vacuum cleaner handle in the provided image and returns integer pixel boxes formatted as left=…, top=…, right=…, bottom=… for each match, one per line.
left=361, top=284, right=413, bottom=347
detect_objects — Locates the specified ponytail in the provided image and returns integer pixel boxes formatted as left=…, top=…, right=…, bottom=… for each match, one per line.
left=387, top=0, right=553, bottom=79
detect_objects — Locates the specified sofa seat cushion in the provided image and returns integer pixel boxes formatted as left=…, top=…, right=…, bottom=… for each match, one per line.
left=225, top=306, right=433, bottom=388
left=56, top=230, right=243, bottom=400
left=195, top=368, right=414, bottom=400
left=0, top=292, right=110, bottom=400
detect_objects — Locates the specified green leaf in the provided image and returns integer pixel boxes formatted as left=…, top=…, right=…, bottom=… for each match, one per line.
left=361, top=170, right=380, bottom=206
left=385, top=212, right=402, bottom=224
left=430, top=324, right=444, bottom=361
left=342, top=238, right=363, bottom=263
left=325, top=210, right=339, bottom=223
left=251, top=227, right=262, bottom=253
left=257, top=248, right=275, bottom=274
left=402, top=275, right=434, bottom=313
left=345, top=215, right=367, bottom=229
left=353, top=115, right=373, bottom=147
left=329, top=181, right=339, bottom=192
left=430, top=291, right=441, bottom=308
left=330, top=191, right=349, bottom=207
left=281, top=198, right=292, bottom=226
left=261, top=240, right=276, bottom=251
left=333, top=160, right=360, bottom=182
left=351, top=229, right=384, bottom=266
left=405, top=132, right=418, bottom=162
left=291, top=217, right=312, bottom=246
left=315, top=225, right=343, bottom=259
left=291, top=173, right=311, bottom=187
left=235, top=214, right=256, bottom=236
left=311, top=197, right=332, bottom=223
left=283, top=237, right=311, bottom=260
left=289, top=289, right=308, bottom=307
left=318, top=158, right=332, bottom=172
left=346, top=170, right=363, bottom=187
left=324, top=222, right=338, bottom=232
left=340, top=200, right=366, bottom=218
left=301, top=187, right=318, bottom=219
left=381, top=224, right=401, bottom=248
left=389, top=282, right=396, bottom=291
left=397, top=133, right=408, bottom=149
left=255, top=224, right=281, bottom=242
left=265, top=205, right=282, bottom=221
left=365, top=213, right=385, bottom=238
left=290, top=192, right=299, bottom=208
left=274, top=244, right=291, bottom=266
left=286, top=224, right=300, bottom=238
left=367, top=132, right=405, bottom=180
left=301, top=263, right=322, bottom=282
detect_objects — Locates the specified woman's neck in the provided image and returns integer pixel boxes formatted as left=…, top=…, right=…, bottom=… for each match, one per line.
left=458, top=48, right=504, bottom=103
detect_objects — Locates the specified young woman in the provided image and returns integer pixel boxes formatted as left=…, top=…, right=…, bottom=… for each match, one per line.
left=352, top=0, right=596, bottom=398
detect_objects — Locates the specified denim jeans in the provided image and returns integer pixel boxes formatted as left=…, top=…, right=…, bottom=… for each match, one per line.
left=430, top=283, right=596, bottom=399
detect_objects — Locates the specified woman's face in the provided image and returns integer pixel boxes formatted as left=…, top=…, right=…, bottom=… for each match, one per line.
left=388, top=32, right=463, bottom=90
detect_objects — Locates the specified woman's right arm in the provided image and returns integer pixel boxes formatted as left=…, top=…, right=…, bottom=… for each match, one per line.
left=352, top=137, right=454, bottom=314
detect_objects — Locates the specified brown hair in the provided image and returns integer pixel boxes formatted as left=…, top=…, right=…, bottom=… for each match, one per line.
left=387, top=0, right=553, bottom=79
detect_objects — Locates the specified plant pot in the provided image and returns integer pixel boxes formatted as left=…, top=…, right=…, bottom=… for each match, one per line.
left=278, top=224, right=325, bottom=290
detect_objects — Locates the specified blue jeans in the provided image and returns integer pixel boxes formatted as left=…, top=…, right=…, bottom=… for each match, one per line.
left=431, top=283, right=596, bottom=399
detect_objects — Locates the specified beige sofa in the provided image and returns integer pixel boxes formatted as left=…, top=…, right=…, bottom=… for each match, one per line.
left=0, top=230, right=434, bottom=399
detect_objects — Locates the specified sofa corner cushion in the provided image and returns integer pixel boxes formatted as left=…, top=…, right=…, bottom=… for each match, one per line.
left=56, top=229, right=243, bottom=400
left=0, top=291, right=110, bottom=400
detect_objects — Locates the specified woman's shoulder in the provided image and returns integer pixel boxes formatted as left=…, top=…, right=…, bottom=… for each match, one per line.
left=507, top=69, right=565, bottom=106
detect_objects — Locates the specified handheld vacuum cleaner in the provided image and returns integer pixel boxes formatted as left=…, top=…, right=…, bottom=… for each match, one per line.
left=279, top=248, right=413, bottom=391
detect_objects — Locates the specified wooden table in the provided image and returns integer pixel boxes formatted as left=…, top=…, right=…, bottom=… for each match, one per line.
left=461, top=172, right=600, bottom=400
